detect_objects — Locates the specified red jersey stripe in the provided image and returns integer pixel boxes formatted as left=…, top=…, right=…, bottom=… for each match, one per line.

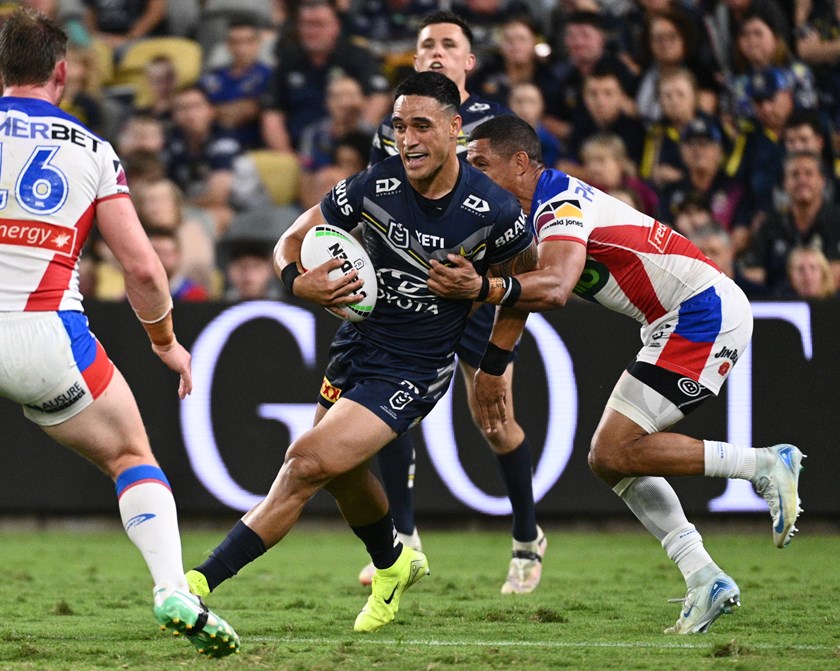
left=24, top=203, right=96, bottom=310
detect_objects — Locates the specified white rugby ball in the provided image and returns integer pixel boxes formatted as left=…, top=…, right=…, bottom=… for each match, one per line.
left=300, top=224, right=377, bottom=322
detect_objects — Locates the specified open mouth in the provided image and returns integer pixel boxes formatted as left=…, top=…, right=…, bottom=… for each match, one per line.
left=404, top=152, right=427, bottom=168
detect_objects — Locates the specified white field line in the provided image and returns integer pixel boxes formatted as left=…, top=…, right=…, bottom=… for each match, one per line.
left=250, top=637, right=836, bottom=651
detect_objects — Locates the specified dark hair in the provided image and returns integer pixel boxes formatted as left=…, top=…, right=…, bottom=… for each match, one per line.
left=227, top=238, right=273, bottom=261
left=565, top=10, right=604, bottom=31
left=783, top=149, right=825, bottom=174
left=0, top=8, right=67, bottom=88
left=784, top=110, right=825, bottom=137
left=418, top=10, right=474, bottom=48
left=333, top=130, right=376, bottom=163
left=468, top=115, right=543, bottom=164
left=394, top=71, right=460, bottom=112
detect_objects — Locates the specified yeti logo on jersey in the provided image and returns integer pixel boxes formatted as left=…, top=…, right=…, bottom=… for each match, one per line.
left=648, top=220, right=673, bottom=253
left=494, top=210, right=527, bottom=247
left=388, top=220, right=409, bottom=248
left=375, top=177, right=401, bottom=194
left=462, top=194, right=489, bottom=214
left=378, top=268, right=438, bottom=314
left=466, top=102, right=490, bottom=113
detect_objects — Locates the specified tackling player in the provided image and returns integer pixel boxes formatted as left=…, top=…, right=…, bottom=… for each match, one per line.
left=0, top=9, right=238, bottom=657
left=428, top=115, right=804, bottom=635
left=185, top=72, right=538, bottom=633
left=367, top=9, right=546, bottom=595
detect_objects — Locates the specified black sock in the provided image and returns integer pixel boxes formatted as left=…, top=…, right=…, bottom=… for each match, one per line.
left=351, top=513, right=402, bottom=569
left=496, top=438, right=538, bottom=542
left=377, top=432, right=416, bottom=535
left=195, top=520, right=267, bottom=591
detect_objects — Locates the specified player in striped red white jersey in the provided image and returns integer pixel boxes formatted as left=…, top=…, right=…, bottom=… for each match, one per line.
left=0, top=8, right=238, bottom=656
left=429, top=115, right=804, bottom=636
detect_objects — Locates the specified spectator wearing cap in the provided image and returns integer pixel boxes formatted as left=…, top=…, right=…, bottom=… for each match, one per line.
left=741, top=150, right=840, bottom=294
left=725, top=67, right=796, bottom=217
left=658, top=116, right=753, bottom=254
left=725, top=8, right=817, bottom=126
left=640, top=67, right=715, bottom=189
left=545, top=10, right=638, bottom=144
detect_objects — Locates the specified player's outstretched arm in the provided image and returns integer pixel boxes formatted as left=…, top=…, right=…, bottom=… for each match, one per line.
left=429, top=239, right=585, bottom=312
left=95, top=196, right=192, bottom=398
left=273, top=205, right=365, bottom=316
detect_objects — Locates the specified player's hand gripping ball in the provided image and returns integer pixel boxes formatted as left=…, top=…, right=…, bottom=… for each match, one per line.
left=300, top=224, right=378, bottom=321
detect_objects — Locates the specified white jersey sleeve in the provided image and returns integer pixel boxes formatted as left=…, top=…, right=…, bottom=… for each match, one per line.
left=531, top=170, right=724, bottom=325
left=0, top=98, right=130, bottom=312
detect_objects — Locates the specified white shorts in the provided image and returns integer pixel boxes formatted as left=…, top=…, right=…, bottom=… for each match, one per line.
left=0, top=311, right=114, bottom=426
left=636, top=278, right=753, bottom=394
left=608, top=278, right=753, bottom=433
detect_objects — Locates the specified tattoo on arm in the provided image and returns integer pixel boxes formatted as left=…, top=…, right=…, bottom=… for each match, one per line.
left=489, top=241, right=539, bottom=278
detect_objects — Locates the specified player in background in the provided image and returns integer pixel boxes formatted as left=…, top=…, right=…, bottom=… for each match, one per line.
left=0, top=9, right=238, bottom=657
left=367, top=9, right=546, bottom=595
left=185, top=72, right=537, bottom=634
left=428, top=115, right=804, bottom=635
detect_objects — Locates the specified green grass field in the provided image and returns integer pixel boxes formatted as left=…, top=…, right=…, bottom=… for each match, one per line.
left=0, top=523, right=837, bottom=671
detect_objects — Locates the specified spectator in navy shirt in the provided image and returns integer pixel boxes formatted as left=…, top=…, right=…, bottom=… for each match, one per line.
left=261, top=0, right=391, bottom=152
left=163, top=86, right=243, bottom=235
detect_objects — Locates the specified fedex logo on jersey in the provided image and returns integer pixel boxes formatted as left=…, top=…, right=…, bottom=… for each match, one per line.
left=535, top=200, right=583, bottom=241
left=648, top=220, right=673, bottom=253
left=0, top=219, right=77, bottom=256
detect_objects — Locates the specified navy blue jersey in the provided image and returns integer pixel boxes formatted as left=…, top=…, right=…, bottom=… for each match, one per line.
left=370, top=95, right=512, bottom=164
left=320, top=155, right=531, bottom=364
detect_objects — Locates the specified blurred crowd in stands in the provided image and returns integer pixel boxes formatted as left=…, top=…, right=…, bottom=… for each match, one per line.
left=11, top=0, right=840, bottom=302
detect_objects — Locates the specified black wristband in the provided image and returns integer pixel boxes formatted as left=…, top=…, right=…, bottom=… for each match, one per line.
left=476, top=276, right=490, bottom=302
left=479, top=342, right=514, bottom=376
left=280, top=262, right=303, bottom=295
left=500, top=277, right=521, bottom=307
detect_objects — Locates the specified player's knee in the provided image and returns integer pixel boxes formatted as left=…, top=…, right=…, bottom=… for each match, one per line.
left=283, top=442, right=335, bottom=489
left=588, top=432, right=633, bottom=479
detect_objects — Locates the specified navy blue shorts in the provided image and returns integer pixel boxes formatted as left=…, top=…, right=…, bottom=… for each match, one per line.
left=455, top=303, right=520, bottom=369
left=318, top=324, right=457, bottom=434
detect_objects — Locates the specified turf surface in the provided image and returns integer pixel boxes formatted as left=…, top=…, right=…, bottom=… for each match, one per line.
left=0, top=523, right=837, bottom=670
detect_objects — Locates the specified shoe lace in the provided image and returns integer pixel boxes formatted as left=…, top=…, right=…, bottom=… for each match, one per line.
left=755, top=475, right=780, bottom=516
